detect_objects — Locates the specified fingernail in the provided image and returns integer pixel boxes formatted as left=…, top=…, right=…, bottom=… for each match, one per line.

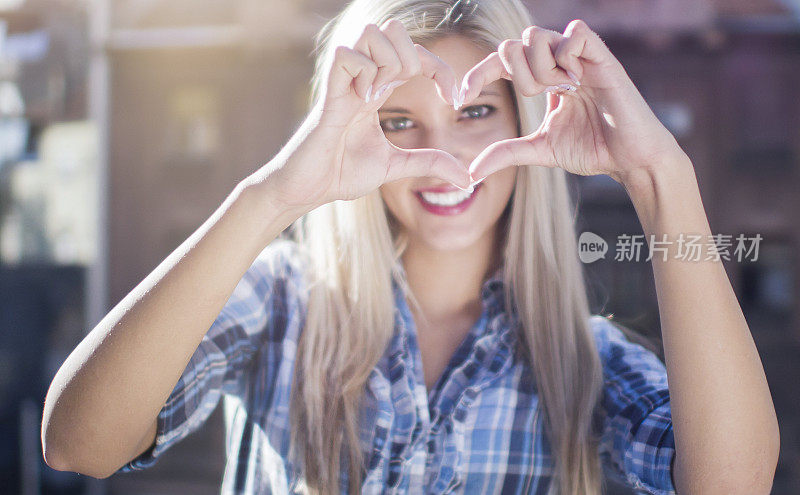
left=468, top=174, right=486, bottom=188
left=364, top=85, right=372, bottom=103
left=452, top=85, right=461, bottom=110
left=544, top=86, right=562, bottom=93
left=387, top=80, right=405, bottom=90
left=558, top=83, right=578, bottom=92
left=567, top=70, right=581, bottom=86
left=452, top=182, right=474, bottom=193
left=372, top=84, right=388, bottom=101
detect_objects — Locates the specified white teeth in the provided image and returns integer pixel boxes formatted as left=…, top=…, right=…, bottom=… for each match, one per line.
left=419, top=188, right=473, bottom=206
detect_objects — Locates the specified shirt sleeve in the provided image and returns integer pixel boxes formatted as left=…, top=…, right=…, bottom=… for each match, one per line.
left=115, top=238, right=308, bottom=473
left=591, top=314, right=677, bottom=495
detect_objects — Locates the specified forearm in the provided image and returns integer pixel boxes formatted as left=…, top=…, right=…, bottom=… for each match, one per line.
left=621, top=155, right=779, bottom=494
left=42, top=176, right=310, bottom=477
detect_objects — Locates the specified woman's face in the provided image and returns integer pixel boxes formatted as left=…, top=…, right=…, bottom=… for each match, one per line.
left=378, top=34, right=519, bottom=253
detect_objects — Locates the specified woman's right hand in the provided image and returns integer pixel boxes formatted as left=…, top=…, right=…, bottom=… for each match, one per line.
left=244, top=19, right=471, bottom=211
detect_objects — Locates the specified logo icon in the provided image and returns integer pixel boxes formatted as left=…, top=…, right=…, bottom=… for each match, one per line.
left=578, top=231, right=607, bottom=263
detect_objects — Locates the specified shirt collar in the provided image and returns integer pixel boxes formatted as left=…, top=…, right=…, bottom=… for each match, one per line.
left=384, top=261, right=518, bottom=422
left=481, top=264, right=505, bottom=304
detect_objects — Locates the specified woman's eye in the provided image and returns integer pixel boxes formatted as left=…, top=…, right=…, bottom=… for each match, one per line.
left=380, top=117, right=414, bottom=132
left=380, top=105, right=496, bottom=133
left=461, top=104, right=495, bottom=119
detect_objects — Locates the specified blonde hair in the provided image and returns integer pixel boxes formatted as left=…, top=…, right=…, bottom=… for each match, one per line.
left=289, top=1, right=605, bottom=493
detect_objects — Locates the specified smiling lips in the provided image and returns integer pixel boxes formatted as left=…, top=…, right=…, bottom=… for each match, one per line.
left=415, top=183, right=482, bottom=216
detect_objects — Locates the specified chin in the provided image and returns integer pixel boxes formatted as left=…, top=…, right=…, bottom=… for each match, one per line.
left=411, top=225, right=487, bottom=253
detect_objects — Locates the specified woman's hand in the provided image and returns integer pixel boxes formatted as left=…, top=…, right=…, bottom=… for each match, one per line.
left=246, top=19, right=471, bottom=211
left=464, top=19, right=688, bottom=187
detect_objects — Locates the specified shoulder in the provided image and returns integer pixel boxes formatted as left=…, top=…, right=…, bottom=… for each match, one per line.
left=241, top=237, right=310, bottom=303
left=251, top=237, right=309, bottom=281
left=588, top=314, right=631, bottom=356
left=217, top=237, right=310, bottom=325
left=588, top=314, right=656, bottom=353
left=588, top=314, right=667, bottom=375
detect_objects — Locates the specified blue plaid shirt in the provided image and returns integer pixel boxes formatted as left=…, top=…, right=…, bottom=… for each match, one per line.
left=118, top=239, right=676, bottom=494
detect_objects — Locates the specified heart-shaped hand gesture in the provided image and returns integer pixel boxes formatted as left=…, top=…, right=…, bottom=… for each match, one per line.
left=258, top=19, right=473, bottom=211
left=464, top=20, right=686, bottom=187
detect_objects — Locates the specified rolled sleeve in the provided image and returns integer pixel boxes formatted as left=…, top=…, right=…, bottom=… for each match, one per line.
left=591, top=315, right=677, bottom=495
left=116, top=238, right=307, bottom=473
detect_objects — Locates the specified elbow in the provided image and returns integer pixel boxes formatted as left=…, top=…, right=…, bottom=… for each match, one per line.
left=674, top=433, right=780, bottom=495
left=758, top=425, right=781, bottom=495
left=724, top=448, right=780, bottom=495
left=736, top=377, right=783, bottom=494
left=739, top=413, right=782, bottom=495
left=41, top=424, right=118, bottom=480
left=42, top=440, right=116, bottom=480
left=731, top=406, right=781, bottom=494
left=41, top=415, right=72, bottom=473
left=42, top=444, right=71, bottom=473
left=41, top=397, right=120, bottom=480
left=716, top=444, right=779, bottom=495
left=677, top=465, right=776, bottom=495
left=721, top=466, right=776, bottom=495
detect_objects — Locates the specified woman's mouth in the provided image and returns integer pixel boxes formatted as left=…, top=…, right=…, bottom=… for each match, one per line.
left=414, top=183, right=482, bottom=216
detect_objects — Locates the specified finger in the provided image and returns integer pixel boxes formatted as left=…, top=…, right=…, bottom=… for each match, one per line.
left=468, top=134, right=557, bottom=183
left=459, top=51, right=509, bottom=107
left=379, top=19, right=422, bottom=82
left=497, top=39, right=544, bottom=97
left=369, top=19, right=422, bottom=102
left=415, top=44, right=460, bottom=107
left=556, top=19, right=615, bottom=82
left=327, top=45, right=378, bottom=101
left=353, top=23, right=403, bottom=95
left=552, top=23, right=587, bottom=84
left=385, top=146, right=472, bottom=190
left=522, top=26, right=575, bottom=88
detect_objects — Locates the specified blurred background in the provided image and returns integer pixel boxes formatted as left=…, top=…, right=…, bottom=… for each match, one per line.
left=0, top=0, right=797, bottom=493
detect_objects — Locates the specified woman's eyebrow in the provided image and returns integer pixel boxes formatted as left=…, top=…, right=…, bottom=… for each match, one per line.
left=378, top=89, right=501, bottom=114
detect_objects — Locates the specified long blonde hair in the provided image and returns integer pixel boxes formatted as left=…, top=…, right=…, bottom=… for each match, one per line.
left=289, top=1, right=605, bottom=493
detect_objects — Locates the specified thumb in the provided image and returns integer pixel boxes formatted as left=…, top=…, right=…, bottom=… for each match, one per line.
left=468, top=134, right=556, bottom=183
left=385, top=147, right=472, bottom=190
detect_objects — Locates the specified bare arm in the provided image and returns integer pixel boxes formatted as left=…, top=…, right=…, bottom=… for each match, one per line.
left=41, top=176, right=311, bottom=479
left=622, top=154, right=780, bottom=494
left=41, top=20, right=473, bottom=479
left=451, top=17, right=778, bottom=492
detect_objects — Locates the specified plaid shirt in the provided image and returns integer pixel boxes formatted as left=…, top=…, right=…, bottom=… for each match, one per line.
left=118, top=239, right=676, bottom=494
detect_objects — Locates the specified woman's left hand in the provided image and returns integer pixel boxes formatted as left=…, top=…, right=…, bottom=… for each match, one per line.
left=464, top=19, right=688, bottom=186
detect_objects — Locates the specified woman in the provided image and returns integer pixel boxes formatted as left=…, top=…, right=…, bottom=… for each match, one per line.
left=41, top=0, right=779, bottom=494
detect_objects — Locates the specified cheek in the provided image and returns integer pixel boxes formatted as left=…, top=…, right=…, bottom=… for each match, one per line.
left=379, top=182, right=412, bottom=217
left=489, top=164, right=517, bottom=185
left=488, top=167, right=518, bottom=206
left=498, top=166, right=518, bottom=190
